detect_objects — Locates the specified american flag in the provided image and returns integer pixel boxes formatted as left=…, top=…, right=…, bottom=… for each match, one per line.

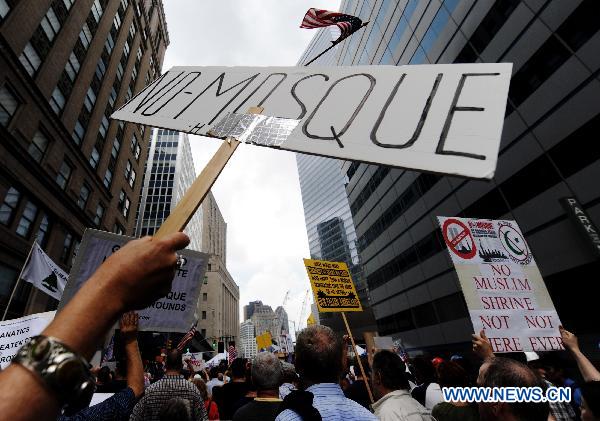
left=300, top=8, right=363, bottom=42
left=228, top=344, right=237, bottom=364
left=176, top=322, right=197, bottom=352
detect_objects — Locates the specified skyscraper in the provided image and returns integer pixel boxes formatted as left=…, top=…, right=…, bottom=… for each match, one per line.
left=240, top=319, right=257, bottom=358
left=135, top=129, right=239, bottom=346
left=0, top=0, right=168, bottom=319
left=302, top=0, right=600, bottom=354
left=135, top=129, right=202, bottom=248
left=296, top=28, right=377, bottom=340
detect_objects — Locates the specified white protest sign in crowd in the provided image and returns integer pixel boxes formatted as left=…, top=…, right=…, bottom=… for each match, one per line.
left=0, top=311, right=55, bottom=368
left=182, top=351, right=205, bottom=372
left=112, top=64, right=512, bottom=179
left=438, top=217, right=563, bottom=353
left=59, top=229, right=208, bottom=332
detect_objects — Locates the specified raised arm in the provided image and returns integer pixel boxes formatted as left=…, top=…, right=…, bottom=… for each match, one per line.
left=472, top=329, right=495, bottom=360
left=560, top=326, right=600, bottom=382
left=120, top=312, right=145, bottom=397
left=0, top=233, right=189, bottom=420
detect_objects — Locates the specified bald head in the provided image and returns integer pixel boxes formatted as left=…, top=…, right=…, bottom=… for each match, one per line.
left=295, top=325, right=343, bottom=384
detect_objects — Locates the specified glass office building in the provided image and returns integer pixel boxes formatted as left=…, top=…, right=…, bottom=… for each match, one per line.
left=135, top=129, right=202, bottom=251
left=300, top=0, right=600, bottom=355
left=297, top=30, right=377, bottom=337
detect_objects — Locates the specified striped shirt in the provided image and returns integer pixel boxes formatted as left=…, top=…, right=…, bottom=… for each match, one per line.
left=129, top=374, right=207, bottom=421
left=275, top=383, right=377, bottom=421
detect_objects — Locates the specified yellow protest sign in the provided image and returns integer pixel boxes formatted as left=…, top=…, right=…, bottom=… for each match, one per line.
left=303, top=259, right=363, bottom=313
left=307, top=313, right=315, bottom=326
left=256, top=332, right=272, bottom=350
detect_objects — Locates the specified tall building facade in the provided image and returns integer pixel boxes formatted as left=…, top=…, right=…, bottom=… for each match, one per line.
left=275, top=305, right=289, bottom=334
left=240, top=319, right=257, bottom=358
left=135, top=131, right=239, bottom=345
left=249, top=300, right=279, bottom=338
left=301, top=0, right=600, bottom=355
left=0, top=0, right=168, bottom=319
left=134, top=129, right=202, bottom=249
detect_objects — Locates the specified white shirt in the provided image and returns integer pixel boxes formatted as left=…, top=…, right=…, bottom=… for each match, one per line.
left=206, top=378, right=224, bottom=396
left=424, top=383, right=443, bottom=410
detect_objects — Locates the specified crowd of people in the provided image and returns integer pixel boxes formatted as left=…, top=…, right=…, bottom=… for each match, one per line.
left=0, top=233, right=597, bottom=421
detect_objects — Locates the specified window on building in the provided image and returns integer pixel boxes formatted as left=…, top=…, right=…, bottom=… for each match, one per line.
left=36, top=213, right=50, bottom=247
left=91, top=0, right=102, bottom=23
left=55, top=160, right=72, bottom=190
left=112, top=223, right=124, bottom=235
left=40, top=6, right=61, bottom=42
left=98, top=115, right=109, bottom=139
left=72, top=119, right=85, bottom=145
left=16, top=201, right=38, bottom=238
left=202, top=293, right=207, bottom=301
left=0, top=84, right=19, bottom=126
left=0, top=0, right=10, bottom=20
left=202, top=311, right=207, bottom=320
left=61, top=232, right=73, bottom=262
left=118, top=190, right=130, bottom=217
left=79, top=23, right=92, bottom=48
left=83, top=87, right=96, bottom=112
left=203, top=276, right=208, bottom=285
left=89, top=146, right=100, bottom=169
left=28, top=130, right=49, bottom=163
left=65, top=52, right=80, bottom=81
left=19, top=43, right=42, bottom=76
left=103, top=168, right=113, bottom=188
left=77, top=184, right=90, bottom=209
left=49, top=86, right=65, bottom=114
left=94, top=203, right=105, bottom=226
left=128, top=168, right=136, bottom=188
left=200, top=328, right=206, bottom=338
left=0, top=187, right=20, bottom=225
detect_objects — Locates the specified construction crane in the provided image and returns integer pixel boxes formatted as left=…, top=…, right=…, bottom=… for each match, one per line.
left=282, top=290, right=290, bottom=308
left=296, top=289, right=310, bottom=331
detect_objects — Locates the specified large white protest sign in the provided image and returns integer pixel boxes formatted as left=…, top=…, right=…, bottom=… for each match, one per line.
left=112, top=64, right=512, bottom=179
left=438, top=217, right=563, bottom=353
left=182, top=351, right=205, bottom=372
left=0, top=311, right=55, bottom=368
left=59, top=230, right=208, bottom=332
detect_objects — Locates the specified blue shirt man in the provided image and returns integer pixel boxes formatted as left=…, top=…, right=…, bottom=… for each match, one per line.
left=275, top=325, right=377, bottom=421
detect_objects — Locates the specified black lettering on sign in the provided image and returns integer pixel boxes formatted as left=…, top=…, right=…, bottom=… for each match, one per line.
left=371, top=73, right=443, bottom=149
left=138, top=72, right=203, bottom=116
left=303, top=73, right=376, bottom=147
left=174, top=72, right=261, bottom=124
left=116, top=71, right=176, bottom=113
left=232, top=73, right=288, bottom=113
left=436, top=73, right=500, bottom=160
left=291, top=74, right=330, bottom=119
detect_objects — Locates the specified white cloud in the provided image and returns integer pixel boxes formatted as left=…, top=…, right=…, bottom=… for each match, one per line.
left=161, top=0, right=339, bottom=330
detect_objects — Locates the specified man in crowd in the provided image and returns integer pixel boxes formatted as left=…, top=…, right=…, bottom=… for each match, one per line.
left=279, top=362, right=298, bottom=400
left=218, top=357, right=250, bottom=420
left=130, top=349, right=207, bottom=420
left=371, top=350, right=433, bottom=421
left=477, top=357, right=550, bottom=421
left=276, top=325, right=377, bottom=421
left=0, top=232, right=190, bottom=420
left=233, top=352, right=283, bottom=420
left=59, top=312, right=145, bottom=421
left=344, top=355, right=371, bottom=409
left=206, top=366, right=224, bottom=397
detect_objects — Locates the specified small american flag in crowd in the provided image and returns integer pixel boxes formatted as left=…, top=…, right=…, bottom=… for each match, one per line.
left=228, top=344, right=237, bottom=364
left=176, top=322, right=197, bottom=352
left=300, top=8, right=363, bottom=42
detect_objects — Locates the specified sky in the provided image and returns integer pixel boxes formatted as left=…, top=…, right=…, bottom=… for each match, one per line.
left=161, top=1, right=339, bottom=333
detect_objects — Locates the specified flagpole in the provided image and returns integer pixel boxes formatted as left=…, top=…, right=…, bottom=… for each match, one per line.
left=2, top=239, right=37, bottom=321
left=304, top=22, right=369, bottom=66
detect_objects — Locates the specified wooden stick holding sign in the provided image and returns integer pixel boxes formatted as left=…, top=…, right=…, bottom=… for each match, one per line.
left=302, top=258, right=374, bottom=404
left=154, top=107, right=263, bottom=239
left=341, top=311, right=374, bottom=404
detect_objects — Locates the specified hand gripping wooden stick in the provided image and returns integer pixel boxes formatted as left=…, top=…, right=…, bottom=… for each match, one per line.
left=154, top=107, right=263, bottom=239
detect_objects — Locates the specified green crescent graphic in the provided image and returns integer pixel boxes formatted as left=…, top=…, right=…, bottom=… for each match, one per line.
left=503, top=231, right=525, bottom=256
